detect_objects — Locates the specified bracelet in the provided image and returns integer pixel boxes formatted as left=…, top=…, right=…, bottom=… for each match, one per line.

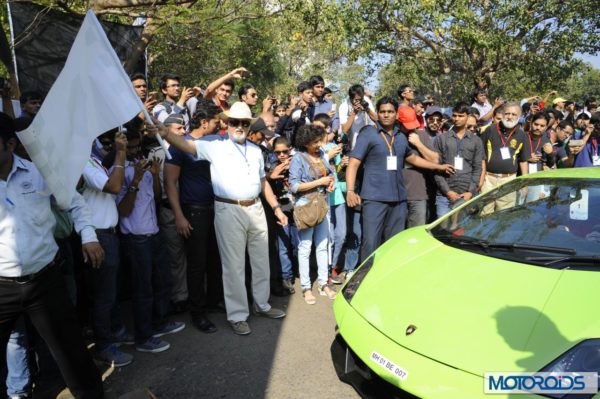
left=272, top=204, right=282, bottom=211
left=113, top=165, right=124, bottom=169
left=347, top=189, right=355, bottom=192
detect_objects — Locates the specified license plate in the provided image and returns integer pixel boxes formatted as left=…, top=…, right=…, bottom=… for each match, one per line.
left=370, top=351, right=409, bottom=380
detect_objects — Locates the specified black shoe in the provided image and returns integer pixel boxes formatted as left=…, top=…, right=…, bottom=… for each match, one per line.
left=192, top=315, right=217, bottom=334
left=271, top=284, right=292, bottom=297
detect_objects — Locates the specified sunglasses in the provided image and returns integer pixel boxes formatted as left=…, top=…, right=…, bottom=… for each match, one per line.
left=228, top=119, right=251, bottom=128
left=428, top=117, right=442, bottom=122
left=274, top=150, right=290, bottom=155
left=466, top=125, right=480, bottom=131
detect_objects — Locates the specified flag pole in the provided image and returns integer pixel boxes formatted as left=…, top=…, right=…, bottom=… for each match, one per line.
left=142, top=108, right=172, bottom=160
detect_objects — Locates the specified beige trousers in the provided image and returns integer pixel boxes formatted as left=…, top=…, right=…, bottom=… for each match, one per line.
left=481, top=173, right=517, bottom=215
left=214, top=200, right=271, bottom=322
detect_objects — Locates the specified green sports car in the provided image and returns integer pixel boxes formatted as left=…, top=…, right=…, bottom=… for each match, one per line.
left=332, top=167, right=600, bottom=399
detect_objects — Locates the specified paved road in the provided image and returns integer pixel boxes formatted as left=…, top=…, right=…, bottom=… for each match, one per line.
left=102, top=282, right=359, bottom=398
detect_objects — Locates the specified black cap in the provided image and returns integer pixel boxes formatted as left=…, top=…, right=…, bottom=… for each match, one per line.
left=250, top=117, right=274, bottom=137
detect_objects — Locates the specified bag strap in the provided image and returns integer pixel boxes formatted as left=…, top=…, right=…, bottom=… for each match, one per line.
left=298, top=152, right=328, bottom=197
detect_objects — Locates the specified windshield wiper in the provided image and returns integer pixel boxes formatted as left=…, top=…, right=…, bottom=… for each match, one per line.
left=434, top=234, right=576, bottom=255
left=525, top=255, right=600, bottom=266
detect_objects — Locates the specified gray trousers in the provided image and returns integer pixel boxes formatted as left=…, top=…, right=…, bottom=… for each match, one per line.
left=214, top=201, right=271, bottom=322
left=158, top=206, right=188, bottom=302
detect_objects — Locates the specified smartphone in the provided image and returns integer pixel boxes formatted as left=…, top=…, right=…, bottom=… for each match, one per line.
left=240, top=71, right=250, bottom=79
left=148, top=91, right=158, bottom=101
left=331, top=103, right=337, bottom=112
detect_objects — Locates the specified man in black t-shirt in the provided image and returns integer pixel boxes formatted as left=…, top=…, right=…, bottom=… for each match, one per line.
left=480, top=102, right=528, bottom=212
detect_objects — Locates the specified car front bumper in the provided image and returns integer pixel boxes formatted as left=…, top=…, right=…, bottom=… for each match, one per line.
left=332, top=295, right=549, bottom=399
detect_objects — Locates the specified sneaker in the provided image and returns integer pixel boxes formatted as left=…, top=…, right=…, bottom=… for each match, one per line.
left=282, top=278, right=295, bottom=294
left=112, top=327, right=134, bottom=346
left=135, top=337, right=170, bottom=353
left=93, top=344, right=133, bottom=367
left=303, top=289, right=316, bottom=305
left=329, top=274, right=343, bottom=285
left=319, top=284, right=337, bottom=299
left=346, top=270, right=355, bottom=281
left=254, top=306, right=286, bottom=319
left=230, top=321, right=251, bottom=336
left=152, top=321, right=186, bottom=338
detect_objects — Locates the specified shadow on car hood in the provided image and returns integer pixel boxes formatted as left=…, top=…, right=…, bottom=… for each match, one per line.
left=350, top=228, right=580, bottom=375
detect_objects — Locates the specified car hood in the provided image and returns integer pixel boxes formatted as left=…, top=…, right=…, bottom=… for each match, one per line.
left=349, top=228, right=600, bottom=375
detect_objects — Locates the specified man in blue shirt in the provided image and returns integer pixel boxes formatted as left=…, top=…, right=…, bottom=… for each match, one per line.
left=345, top=97, right=455, bottom=262
left=573, top=113, right=600, bottom=168
left=310, top=75, right=339, bottom=132
left=165, top=99, right=224, bottom=334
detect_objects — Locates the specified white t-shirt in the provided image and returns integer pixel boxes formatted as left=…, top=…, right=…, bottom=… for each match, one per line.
left=82, top=157, right=119, bottom=229
left=339, top=97, right=376, bottom=149
left=194, top=135, right=265, bottom=199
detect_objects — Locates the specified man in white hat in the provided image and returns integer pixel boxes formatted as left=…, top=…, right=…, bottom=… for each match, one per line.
left=150, top=101, right=288, bottom=335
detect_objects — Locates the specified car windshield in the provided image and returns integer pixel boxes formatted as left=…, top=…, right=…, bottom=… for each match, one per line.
left=429, top=178, right=600, bottom=267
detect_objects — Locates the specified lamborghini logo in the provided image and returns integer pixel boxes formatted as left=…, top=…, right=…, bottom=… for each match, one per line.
left=406, top=324, right=417, bottom=336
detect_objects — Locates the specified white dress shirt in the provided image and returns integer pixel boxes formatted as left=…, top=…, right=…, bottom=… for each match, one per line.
left=0, top=155, right=97, bottom=277
left=82, top=156, right=119, bottom=229
left=194, top=135, right=265, bottom=199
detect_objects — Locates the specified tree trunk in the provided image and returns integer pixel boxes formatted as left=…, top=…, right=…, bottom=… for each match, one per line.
left=123, top=17, right=159, bottom=75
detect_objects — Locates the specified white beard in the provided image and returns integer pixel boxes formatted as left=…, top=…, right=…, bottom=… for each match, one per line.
left=502, top=119, right=518, bottom=129
left=230, top=131, right=247, bottom=144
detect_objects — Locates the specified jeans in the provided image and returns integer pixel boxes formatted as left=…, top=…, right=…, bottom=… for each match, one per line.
left=436, top=195, right=466, bottom=218
left=0, top=261, right=103, bottom=398
left=88, top=230, right=123, bottom=350
left=182, top=205, right=223, bottom=318
left=344, top=207, right=362, bottom=272
left=297, top=219, right=329, bottom=290
left=407, top=200, right=427, bottom=228
left=360, top=200, right=407, bottom=263
left=276, top=211, right=298, bottom=280
left=125, top=232, right=172, bottom=343
left=329, top=204, right=347, bottom=268
left=6, top=317, right=32, bottom=398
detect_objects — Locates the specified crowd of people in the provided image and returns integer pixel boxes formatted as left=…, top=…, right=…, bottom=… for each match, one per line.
left=0, top=67, right=599, bottom=398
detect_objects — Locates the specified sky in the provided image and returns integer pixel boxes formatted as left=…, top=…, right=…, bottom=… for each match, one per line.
left=577, top=53, right=600, bottom=69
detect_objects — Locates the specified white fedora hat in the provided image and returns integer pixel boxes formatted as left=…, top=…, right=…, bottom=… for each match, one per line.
left=219, top=101, right=256, bottom=122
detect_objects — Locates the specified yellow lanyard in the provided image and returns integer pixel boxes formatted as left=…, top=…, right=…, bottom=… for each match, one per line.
left=380, top=132, right=395, bottom=156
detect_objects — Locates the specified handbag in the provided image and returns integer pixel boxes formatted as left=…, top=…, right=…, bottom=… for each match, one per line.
left=293, top=154, right=330, bottom=230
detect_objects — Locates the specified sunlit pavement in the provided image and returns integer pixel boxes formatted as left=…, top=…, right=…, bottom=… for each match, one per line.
left=101, top=281, right=358, bottom=398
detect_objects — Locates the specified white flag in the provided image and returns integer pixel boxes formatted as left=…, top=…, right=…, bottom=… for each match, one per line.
left=17, top=10, right=143, bottom=209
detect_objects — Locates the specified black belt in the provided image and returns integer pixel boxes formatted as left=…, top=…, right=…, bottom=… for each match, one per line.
left=182, top=203, right=214, bottom=211
left=0, top=257, right=59, bottom=284
left=214, top=196, right=259, bottom=207
left=96, top=227, right=117, bottom=234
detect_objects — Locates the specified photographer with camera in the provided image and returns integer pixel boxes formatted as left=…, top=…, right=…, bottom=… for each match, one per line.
left=339, top=84, right=377, bottom=150
left=571, top=112, right=600, bottom=168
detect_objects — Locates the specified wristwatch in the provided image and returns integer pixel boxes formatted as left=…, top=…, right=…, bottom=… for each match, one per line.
left=128, top=185, right=139, bottom=193
left=272, top=204, right=282, bottom=211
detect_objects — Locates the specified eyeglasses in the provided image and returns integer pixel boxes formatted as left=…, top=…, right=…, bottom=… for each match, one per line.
left=248, top=93, right=258, bottom=98
left=228, top=119, right=251, bottom=128
left=428, top=117, right=442, bottom=122
left=466, top=125, right=480, bottom=132
left=274, top=150, right=290, bottom=155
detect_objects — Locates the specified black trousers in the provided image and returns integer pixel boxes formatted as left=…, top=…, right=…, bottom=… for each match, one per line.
left=182, top=204, right=223, bottom=318
left=0, top=260, right=103, bottom=398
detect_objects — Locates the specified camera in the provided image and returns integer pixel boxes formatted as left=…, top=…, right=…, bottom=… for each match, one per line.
left=359, top=99, right=370, bottom=111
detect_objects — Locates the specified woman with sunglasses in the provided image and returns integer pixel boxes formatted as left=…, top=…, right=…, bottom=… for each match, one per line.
left=268, top=137, right=298, bottom=295
left=289, top=125, right=337, bottom=304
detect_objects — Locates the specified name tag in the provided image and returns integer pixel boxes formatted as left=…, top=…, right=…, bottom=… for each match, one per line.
left=454, top=156, right=464, bottom=171
left=593, top=155, right=600, bottom=166
left=528, top=163, right=538, bottom=174
left=387, top=156, right=398, bottom=170
left=500, top=147, right=511, bottom=160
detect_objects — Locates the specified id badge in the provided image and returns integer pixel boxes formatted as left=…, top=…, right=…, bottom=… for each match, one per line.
left=387, top=156, right=397, bottom=170
left=528, top=163, right=538, bottom=174
left=454, top=156, right=464, bottom=171
left=500, top=147, right=511, bottom=160
left=593, top=155, right=600, bottom=166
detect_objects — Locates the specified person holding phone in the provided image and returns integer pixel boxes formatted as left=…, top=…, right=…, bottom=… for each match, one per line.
left=116, top=129, right=186, bottom=353
left=130, top=73, right=156, bottom=120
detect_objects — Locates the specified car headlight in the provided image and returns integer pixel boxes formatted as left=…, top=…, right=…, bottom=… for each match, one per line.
left=540, top=339, right=600, bottom=398
left=342, top=253, right=376, bottom=303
